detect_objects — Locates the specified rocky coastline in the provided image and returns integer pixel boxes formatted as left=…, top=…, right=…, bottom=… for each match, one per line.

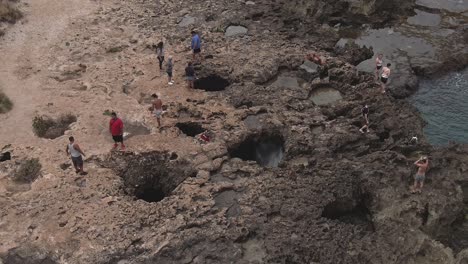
left=0, top=0, right=467, bottom=263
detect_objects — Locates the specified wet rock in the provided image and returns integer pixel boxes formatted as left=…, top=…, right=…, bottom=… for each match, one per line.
left=179, top=15, right=195, bottom=27
left=225, top=25, right=248, bottom=37
left=407, top=9, right=441, bottom=27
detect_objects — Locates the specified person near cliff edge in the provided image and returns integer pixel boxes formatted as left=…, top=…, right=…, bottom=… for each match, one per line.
left=166, top=56, right=174, bottom=85
left=66, top=136, right=86, bottom=175
left=191, top=30, right=202, bottom=64
left=359, top=104, right=370, bottom=133
left=375, top=53, right=383, bottom=80
left=185, top=61, right=195, bottom=89
left=150, top=93, right=163, bottom=128
left=155, top=41, right=165, bottom=70
left=380, top=63, right=391, bottom=94
left=109, top=112, right=125, bottom=151
left=411, top=156, right=429, bottom=194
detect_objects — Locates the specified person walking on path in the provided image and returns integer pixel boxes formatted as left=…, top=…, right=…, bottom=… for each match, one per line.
left=66, top=136, right=86, bottom=175
left=156, top=41, right=165, bottom=70
left=380, top=63, right=391, bottom=94
left=375, top=53, right=383, bottom=80
left=191, top=31, right=202, bottom=63
left=166, top=56, right=174, bottom=85
left=359, top=104, right=370, bottom=133
left=411, top=156, right=429, bottom=194
left=109, top=112, right=125, bottom=151
left=185, top=62, right=195, bottom=89
left=151, top=94, right=163, bottom=128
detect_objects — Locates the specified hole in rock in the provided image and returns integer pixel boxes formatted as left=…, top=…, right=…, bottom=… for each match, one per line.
left=321, top=193, right=374, bottom=231
left=107, top=152, right=196, bottom=203
left=0, top=151, right=11, bottom=162
left=229, top=134, right=284, bottom=167
left=194, top=75, right=230, bottom=91
left=175, top=122, right=205, bottom=137
left=136, top=187, right=165, bottom=203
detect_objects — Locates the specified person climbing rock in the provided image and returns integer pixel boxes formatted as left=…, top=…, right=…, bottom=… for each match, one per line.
left=155, top=41, right=165, bottom=70
left=109, top=112, right=125, bottom=151
left=66, top=136, right=86, bottom=175
left=166, top=56, right=173, bottom=85
left=151, top=94, right=163, bottom=128
left=185, top=61, right=195, bottom=89
left=411, top=156, right=429, bottom=194
left=375, top=53, right=383, bottom=80
left=380, top=63, right=391, bottom=94
left=359, top=104, right=370, bottom=133
left=191, top=30, right=202, bottom=63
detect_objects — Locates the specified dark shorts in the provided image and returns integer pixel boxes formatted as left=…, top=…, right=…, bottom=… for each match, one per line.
left=415, top=174, right=425, bottom=182
left=193, top=48, right=201, bottom=54
left=167, top=71, right=173, bottom=77
left=381, top=77, right=388, bottom=84
left=376, top=65, right=382, bottom=70
left=71, top=156, right=83, bottom=167
left=112, top=135, right=124, bottom=143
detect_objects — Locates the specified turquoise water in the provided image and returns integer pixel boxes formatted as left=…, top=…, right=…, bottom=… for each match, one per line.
left=409, top=68, right=468, bottom=146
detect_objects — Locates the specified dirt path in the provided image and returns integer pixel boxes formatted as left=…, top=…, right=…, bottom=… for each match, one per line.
left=0, top=0, right=94, bottom=147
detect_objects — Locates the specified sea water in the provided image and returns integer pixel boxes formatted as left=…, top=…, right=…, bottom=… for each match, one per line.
left=409, top=68, right=468, bottom=146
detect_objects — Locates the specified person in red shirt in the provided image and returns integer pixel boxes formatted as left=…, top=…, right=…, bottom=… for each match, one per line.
left=109, top=112, right=125, bottom=150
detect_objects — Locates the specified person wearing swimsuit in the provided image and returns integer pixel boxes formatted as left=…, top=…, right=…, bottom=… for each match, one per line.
left=375, top=54, right=383, bottom=80
left=359, top=104, right=370, bottom=133
left=380, top=63, right=391, bottom=94
left=411, top=156, right=429, bottom=194
left=151, top=93, right=163, bottom=128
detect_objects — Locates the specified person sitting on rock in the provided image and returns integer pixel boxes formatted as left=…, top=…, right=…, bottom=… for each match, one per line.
left=359, top=104, right=370, bottom=133
left=411, top=156, right=429, bottom=194
left=375, top=53, right=383, bottom=80
left=380, top=63, right=391, bottom=94
left=305, top=52, right=324, bottom=65
left=66, top=136, right=86, bottom=175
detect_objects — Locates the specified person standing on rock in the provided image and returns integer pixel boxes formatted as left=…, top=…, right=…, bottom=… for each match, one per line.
left=185, top=61, right=195, bottom=89
left=411, top=156, right=429, bottom=194
left=109, top=112, right=125, bottom=151
left=375, top=53, right=383, bottom=80
left=156, top=41, right=165, bottom=71
left=380, top=63, right=391, bottom=94
left=359, top=104, right=370, bottom=133
left=191, top=30, right=202, bottom=63
left=151, top=93, right=163, bottom=128
left=166, top=56, right=174, bottom=85
left=66, top=136, right=86, bottom=175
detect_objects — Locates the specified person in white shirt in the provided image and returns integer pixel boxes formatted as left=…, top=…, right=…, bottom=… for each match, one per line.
left=66, top=136, right=86, bottom=175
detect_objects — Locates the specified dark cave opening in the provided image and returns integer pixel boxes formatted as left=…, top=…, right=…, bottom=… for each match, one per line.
left=135, top=187, right=165, bottom=203
left=175, top=122, right=205, bottom=137
left=111, top=152, right=196, bottom=204
left=194, top=75, right=230, bottom=91
left=229, top=134, right=284, bottom=167
left=321, top=194, right=374, bottom=231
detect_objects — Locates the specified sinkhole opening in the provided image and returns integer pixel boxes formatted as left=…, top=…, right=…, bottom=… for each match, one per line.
left=194, top=75, right=230, bottom=91
left=321, top=193, right=374, bottom=231
left=228, top=134, right=284, bottom=167
left=175, top=122, right=205, bottom=137
left=108, top=152, right=196, bottom=203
